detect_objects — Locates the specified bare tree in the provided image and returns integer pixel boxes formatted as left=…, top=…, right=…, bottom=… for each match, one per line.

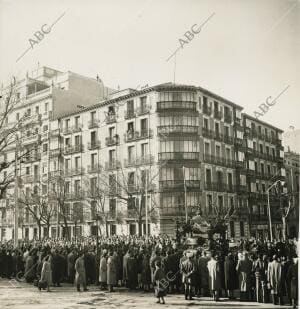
left=48, top=174, right=72, bottom=240
left=18, top=188, right=54, bottom=239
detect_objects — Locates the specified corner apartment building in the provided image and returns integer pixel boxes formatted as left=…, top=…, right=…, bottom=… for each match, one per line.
left=241, top=115, right=286, bottom=239
left=0, top=72, right=289, bottom=240
left=284, top=151, right=299, bottom=238
left=0, top=66, right=114, bottom=240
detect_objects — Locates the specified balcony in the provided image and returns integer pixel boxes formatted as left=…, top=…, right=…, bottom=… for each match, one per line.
left=203, top=154, right=235, bottom=168
left=23, top=133, right=40, bottom=145
left=137, top=105, right=150, bottom=116
left=157, top=101, right=197, bottom=112
left=105, top=160, right=121, bottom=170
left=237, top=185, right=247, bottom=193
left=158, top=152, right=199, bottom=162
left=63, top=144, right=84, bottom=155
left=203, top=105, right=212, bottom=116
left=136, top=154, right=155, bottom=165
left=23, top=153, right=41, bottom=163
left=159, top=180, right=200, bottom=190
left=224, top=113, right=232, bottom=123
left=158, top=125, right=198, bottom=135
left=204, top=182, right=227, bottom=192
left=105, top=113, right=117, bottom=124
left=48, top=170, right=63, bottom=179
left=214, top=110, right=222, bottom=120
left=234, top=138, right=244, bottom=148
left=124, top=129, right=153, bottom=142
left=105, top=135, right=120, bottom=146
left=88, top=140, right=101, bottom=150
left=202, top=127, right=214, bottom=138
left=50, top=129, right=60, bottom=137
left=124, top=154, right=155, bottom=167
left=66, top=190, right=85, bottom=200
left=223, top=134, right=234, bottom=144
left=124, top=109, right=136, bottom=120
left=71, top=167, right=85, bottom=176
left=87, top=163, right=102, bottom=173
left=49, top=148, right=61, bottom=157
left=88, top=119, right=100, bottom=129
left=62, top=127, right=72, bottom=135
left=23, top=175, right=40, bottom=183
left=124, top=157, right=136, bottom=167
left=72, top=125, right=82, bottom=133
left=235, top=161, right=246, bottom=169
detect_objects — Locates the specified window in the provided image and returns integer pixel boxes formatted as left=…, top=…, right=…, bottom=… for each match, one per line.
left=90, top=131, right=96, bottom=144
left=203, top=118, right=209, bottom=129
left=90, top=111, right=96, bottom=122
left=65, top=137, right=71, bottom=146
left=141, top=118, right=148, bottom=133
left=75, top=157, right=80, bottom=169
left=75, top=116, right=80, bottom=129
left=127, top=100, right=134, bottom=113
left=74, top=180, right=81, bottom=193
left=91, top=200, right=97, bottom=220
left=206, top=169, right=212, bottom=183
left=109, top=199, right=116, bottom=217
left=128, top=146, right=134, bottom=161
left=141, top=143, right=148, bottom=157
left=224, top=126, right=230, bottom=136
left=45, top=102, right=49, bottom=112
left=204, top=142, right=210, bottom=154
left=35, top=106, right=39, bottom=114
left=43, top=143, right=48, bottom=153
left=109, top=149, right=116, bottom=163
left=90, top=177, right=97, bottom=195
left=91, top=153, right=97, bottom=167
left=207, top=194, right=212, bottom=213
left=216, top=145, right=221, bottom=157
left=74, top=135, right=81, bottom=146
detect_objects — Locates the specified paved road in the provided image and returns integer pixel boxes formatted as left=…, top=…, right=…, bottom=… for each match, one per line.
left=0, top=279, right=294, bottom=309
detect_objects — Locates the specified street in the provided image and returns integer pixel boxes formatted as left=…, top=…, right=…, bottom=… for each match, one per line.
left=0, top=278, right=294, bottom=309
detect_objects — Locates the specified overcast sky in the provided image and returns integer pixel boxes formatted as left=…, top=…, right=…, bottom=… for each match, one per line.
left=0, top=0, right=299, bottom=132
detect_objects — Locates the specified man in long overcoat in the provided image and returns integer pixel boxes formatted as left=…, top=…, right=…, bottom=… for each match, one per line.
left=67, top=250, right=76, bottom=283
left=99, top=251, right=107, bottom=290
left=236, top=252, right=253, bottom=301
left=267, top=255, right=283, bottom=305
left=181, top=252, right=195, bottom=300
left=107, top=251, right=117, bottom=292
left=75, top=252, right=87, bottom=292
left=207, top=253, right=221, bottom=301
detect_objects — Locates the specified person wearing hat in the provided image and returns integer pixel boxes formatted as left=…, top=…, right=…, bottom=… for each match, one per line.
left=236, top=251, right=253, bottom=301
left=75, top=252, right=88, bottom=292
left=207, top=252, right=221, bottom=301
left=181, top=252, right=195, bottom=300
left=267, top=255, right=283, bottom=305
left=99, top=250, right=108, bottom=290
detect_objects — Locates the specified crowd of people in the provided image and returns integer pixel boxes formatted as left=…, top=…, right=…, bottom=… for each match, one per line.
left=0, top=235, right=298, bottom=307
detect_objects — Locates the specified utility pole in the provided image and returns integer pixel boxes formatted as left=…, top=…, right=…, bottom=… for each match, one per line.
left=183, top=166, right=188, bottom=223
left=14, top=136, right=19, bottom=247
left=145, top=169, right=148, bottom=237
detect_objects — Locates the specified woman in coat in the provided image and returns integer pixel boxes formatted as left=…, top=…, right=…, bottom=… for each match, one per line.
left=207, top=253, right=221, bottom=301
left=75, top=252, right=87, bottom=292
left=224, top=253, right=238, bottom=299
left=141, top=252, right=151, bottom=291
left=99, top=251, right=107, bottom=290
left=107, top=251, right=117, bottom=292
left=40, top=255, right=52, bottom=292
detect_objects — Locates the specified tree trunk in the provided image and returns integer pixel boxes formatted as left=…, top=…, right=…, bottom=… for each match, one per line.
left=138, top=218, right=143, bottom=236
left=282, top=216, right=287, bottom=241
left=63, top=217, right=69, bottom=240
left=38, top=223, right=41, bottom=240
left=105, top=221, right=109, bottom=237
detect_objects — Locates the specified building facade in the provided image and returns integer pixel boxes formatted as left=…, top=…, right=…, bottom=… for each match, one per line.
left=284, top=151, right=299, bottom=238
left=0, top=69, right=294, bottom=241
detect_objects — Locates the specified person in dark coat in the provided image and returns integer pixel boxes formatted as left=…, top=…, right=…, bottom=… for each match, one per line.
left=287, top=258, right=298, bottom=309
left=67, top=250, right=76, bottom=283
left=236, top=252, right=253, bottom=301
left=25, top=252, right=36, bottom=283
left=224, top=252, right=238, bottom=299
left=281, top=255, right=293, bottom=305
left=51, top=250, right=61, bottom=287
left=127, top=251, right=138, bottom=290
left=141, top=252, right=151, bottom=291
left=181, top=252, right=196, bottom=300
